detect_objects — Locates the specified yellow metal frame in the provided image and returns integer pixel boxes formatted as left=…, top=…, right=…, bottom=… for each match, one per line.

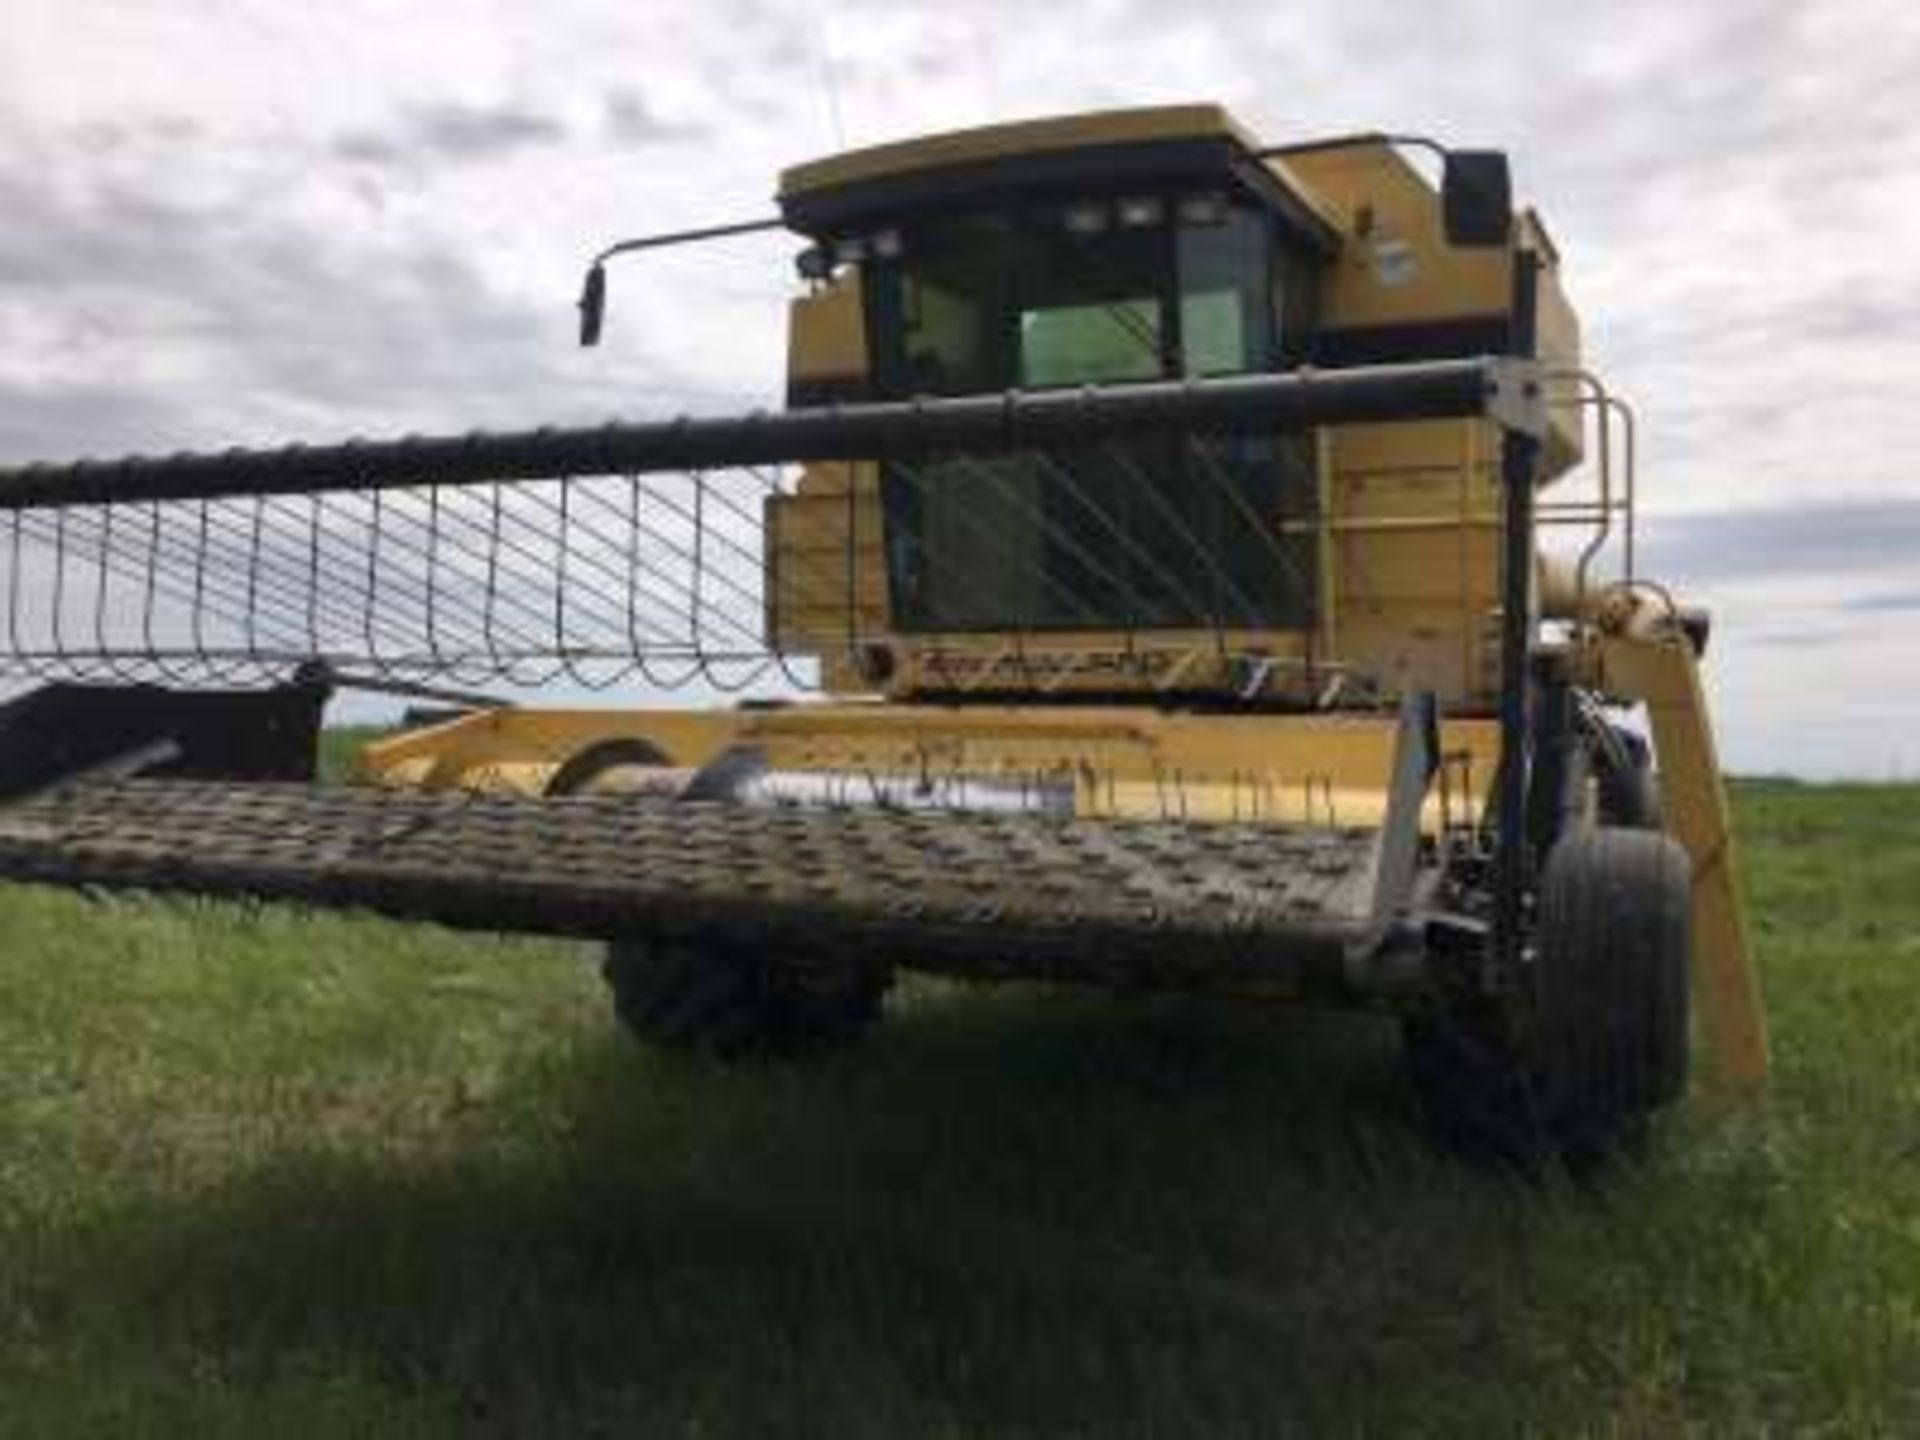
left=1591, top=627, right=1770, bottom=1088
left=362, top=704, right=1501, bottom=832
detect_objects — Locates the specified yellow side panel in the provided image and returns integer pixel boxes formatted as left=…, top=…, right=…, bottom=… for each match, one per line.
left=1324, top=417, right=1500, bottom=706
left=1326, top=417, right=1500, bottom=475
left=1336, top=472, right=1498, bottom=524
left=1279, top=144, right=1511, bottom=326
left=1332, top=610, right=1499, bottom=700
left=780, top=275, right=880, bottom=671
left=1280, top=147, right=1582, bottom=475
left=787, top=275, right=867, bottom=393
left=1598, top=633, right=1769, bottom=1088
left=366, top=703, right=1503, bottom=834
left=1331, top=527, right=1500, bottom=600
left=765, top=485, right=888, bottom=649
left=360, top=707, right=752, bottom=793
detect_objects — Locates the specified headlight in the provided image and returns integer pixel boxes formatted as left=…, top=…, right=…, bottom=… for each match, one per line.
left=1178, top=193, right=1228, bottom=226
left=1063, top=202, right=1110, bottom=235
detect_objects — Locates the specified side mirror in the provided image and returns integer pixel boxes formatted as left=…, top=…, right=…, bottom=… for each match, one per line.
left=1441, top=150, right=1513, bottom=247
left=795, top=245, right=832, bottom=282
left=577, top=264, right=607, bottom=347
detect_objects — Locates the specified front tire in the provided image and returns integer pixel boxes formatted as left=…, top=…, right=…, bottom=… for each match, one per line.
left=602, top=937, right=887, bottom=1057
left=1406, top=826, right=1691, bottom=1166
left=1533, top=827, right=1691, bottom=1150
left=1593, top=728, right=1662, bottom=829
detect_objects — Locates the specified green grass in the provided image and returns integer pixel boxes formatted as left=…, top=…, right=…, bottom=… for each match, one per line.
left=317, top=725, right=393, bottom=784
left=1, top=781, right=1916, bottom=1437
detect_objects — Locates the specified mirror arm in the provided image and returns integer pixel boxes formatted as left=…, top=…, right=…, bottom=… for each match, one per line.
left=576, top=215, right=786, bottom=348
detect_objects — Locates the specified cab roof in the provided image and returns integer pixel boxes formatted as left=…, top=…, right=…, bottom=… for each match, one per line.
left=777, top=104, right=1342, bottom=254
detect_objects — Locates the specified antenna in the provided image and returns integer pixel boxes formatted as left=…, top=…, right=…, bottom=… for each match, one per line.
left=972, top=17, right=1003, bottom=115
left=812, top=12, right=848, bottom=149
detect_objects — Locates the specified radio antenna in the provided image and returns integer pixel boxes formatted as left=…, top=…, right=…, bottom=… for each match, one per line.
left=812, top=12, right=848, bottom=148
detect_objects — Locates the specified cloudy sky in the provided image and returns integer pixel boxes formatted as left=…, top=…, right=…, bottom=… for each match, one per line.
left=2, top=0, right=1916, bottom=775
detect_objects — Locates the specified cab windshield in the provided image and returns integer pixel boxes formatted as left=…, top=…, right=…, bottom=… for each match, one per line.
left=858, top=194, right=1318, bottom=636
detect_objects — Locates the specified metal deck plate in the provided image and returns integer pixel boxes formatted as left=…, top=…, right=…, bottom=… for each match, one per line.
left=0, top=780, right=1385, bottom=991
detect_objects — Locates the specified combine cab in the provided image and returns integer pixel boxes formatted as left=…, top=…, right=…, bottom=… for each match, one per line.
left=0, top=106, right=1764, bottom=1160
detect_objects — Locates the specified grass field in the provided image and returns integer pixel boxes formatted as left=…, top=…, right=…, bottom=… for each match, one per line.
left=1, top=776, right=1916, bottom=1437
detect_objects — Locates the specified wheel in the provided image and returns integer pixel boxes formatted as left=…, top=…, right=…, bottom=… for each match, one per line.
left=1402, top=1006, right=1541, bottom=1164
left=545, top=737, right=672, bottom=797
left=602, top=937, right=887, bottom=1057
left=1533, top=827, right=1691, bottom=1148
left=1405, top=826, right=1691, bottom=1167
left=554, top=739, right=889, bottom=1055
left=1593, top=727, right=1661, bottom=829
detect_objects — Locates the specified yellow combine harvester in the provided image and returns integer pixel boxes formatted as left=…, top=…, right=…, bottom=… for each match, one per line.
left=0, top=105, right=1763, bottom=1161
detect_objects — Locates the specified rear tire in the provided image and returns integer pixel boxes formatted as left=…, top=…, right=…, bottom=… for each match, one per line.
left=602, top=937, right=887, bottom=1057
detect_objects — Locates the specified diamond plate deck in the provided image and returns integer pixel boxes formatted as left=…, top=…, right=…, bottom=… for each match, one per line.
left=0, top=779, right=1393, bottom=993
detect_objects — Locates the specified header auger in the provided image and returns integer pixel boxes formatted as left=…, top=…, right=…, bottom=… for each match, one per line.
left=0, top=105, right=1763, bottom=1163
